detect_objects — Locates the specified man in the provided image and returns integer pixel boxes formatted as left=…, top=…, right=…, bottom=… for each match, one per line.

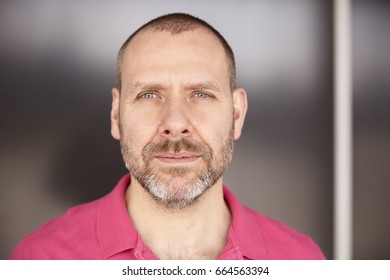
left=10, top=13, right=325, bottom=260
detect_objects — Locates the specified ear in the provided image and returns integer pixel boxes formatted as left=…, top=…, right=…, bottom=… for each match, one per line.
left=111, top=87, right=121, bottom=140
left=232, top=88, right=248, bottom=140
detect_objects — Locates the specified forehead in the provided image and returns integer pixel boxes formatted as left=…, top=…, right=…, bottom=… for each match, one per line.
left=124, top=27, right=226, bottom=59
left=120, top=29, right=230, bottom=87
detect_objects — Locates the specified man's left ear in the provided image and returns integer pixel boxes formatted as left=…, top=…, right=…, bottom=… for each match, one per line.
left=232, top=88, right=248, bottom=140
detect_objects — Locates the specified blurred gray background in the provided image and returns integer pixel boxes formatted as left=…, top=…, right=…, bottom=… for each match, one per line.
left=0, top=0, right=389, bottom=260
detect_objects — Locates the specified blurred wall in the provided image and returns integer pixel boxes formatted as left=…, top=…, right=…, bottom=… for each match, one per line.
left=4, top=0, right=384, bottom=260
left=353, top=0, right=390, bottom=260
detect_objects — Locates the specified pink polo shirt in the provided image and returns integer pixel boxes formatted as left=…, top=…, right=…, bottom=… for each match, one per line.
left=10, top=174, right=325, bottom=260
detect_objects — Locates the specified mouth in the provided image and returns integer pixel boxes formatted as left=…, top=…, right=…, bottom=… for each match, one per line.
left=154, top=153, right=201, bottom=164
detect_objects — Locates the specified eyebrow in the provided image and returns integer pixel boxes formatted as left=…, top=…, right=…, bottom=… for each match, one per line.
left=183, top=81, right=222, bottom=92
left=132, top=81, right=222, bottom=92
left=133, top=81, right=165, bottom=91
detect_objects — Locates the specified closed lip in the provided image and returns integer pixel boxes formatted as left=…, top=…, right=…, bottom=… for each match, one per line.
left=155, top=153, right=200, bottom=159
left=154, top=153, right=201, bottom=163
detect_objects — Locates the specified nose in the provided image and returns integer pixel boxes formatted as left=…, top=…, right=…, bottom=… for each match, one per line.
left=159, top=100, right=191, bottom=139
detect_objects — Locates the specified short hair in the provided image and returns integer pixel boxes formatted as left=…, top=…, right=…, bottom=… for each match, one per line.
left=116, top=13, right=236, bottom=91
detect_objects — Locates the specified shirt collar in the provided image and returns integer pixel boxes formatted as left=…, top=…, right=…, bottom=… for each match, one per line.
left=223, top=187, right=266, bottom=260
left=96, top=174, right=266, bottom=259
left=96, top=174, right=137, bottom=259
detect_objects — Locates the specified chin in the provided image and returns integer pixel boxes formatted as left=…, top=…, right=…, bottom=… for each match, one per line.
left=143, top=173, right=211, bottom=207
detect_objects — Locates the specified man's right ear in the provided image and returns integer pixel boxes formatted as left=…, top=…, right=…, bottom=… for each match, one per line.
left=111, top=87, right=121, bottom=140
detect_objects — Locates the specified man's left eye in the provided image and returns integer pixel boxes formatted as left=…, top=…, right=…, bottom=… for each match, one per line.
left=193, top=92, right=210, bottom=99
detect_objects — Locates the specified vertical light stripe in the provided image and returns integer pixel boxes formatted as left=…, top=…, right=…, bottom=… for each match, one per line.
left=334, top=0, right=353, bottom=259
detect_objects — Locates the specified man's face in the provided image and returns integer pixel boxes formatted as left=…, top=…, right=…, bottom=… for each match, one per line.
left=111, top=29, right=246, bottom=209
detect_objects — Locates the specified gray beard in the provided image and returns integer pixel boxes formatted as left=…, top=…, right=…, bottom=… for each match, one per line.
left=119, top=125, right=234, bottom=209
left=141, top=169, right=213, bottom=209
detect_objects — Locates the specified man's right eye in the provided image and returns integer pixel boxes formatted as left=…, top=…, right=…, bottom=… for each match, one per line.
left=139, top=92, right=158, bottom=99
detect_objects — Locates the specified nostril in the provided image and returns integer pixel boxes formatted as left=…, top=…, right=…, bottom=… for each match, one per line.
left=163, top=129, right=171, bottom=135
left=182, top=129, right=189, bottom=134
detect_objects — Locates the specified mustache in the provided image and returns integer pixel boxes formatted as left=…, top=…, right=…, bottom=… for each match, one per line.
left=142, top=138, right=212, bottom=161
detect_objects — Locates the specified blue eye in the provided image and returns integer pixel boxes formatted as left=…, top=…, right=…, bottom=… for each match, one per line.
left=194, top=92, right=209, bottom=99
left=141, top=92, right=158, bottom=99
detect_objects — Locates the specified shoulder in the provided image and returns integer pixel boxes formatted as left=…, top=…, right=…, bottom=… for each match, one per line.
left=245, top=207, right=326, bottom=259
left=9, top=199, right=102, bottom=259
left=10, top=175, right=132, bottom=260
left=223, top=187, right=325, bottom=260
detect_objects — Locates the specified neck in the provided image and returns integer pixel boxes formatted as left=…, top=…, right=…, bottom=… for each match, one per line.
left=125, top=177, right=231, bottom=259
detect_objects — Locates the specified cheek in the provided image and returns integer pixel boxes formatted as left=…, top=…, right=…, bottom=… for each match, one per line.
left=194, top=109, right=233, bottom=147
left=120, top=110, right=158, bottom=149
